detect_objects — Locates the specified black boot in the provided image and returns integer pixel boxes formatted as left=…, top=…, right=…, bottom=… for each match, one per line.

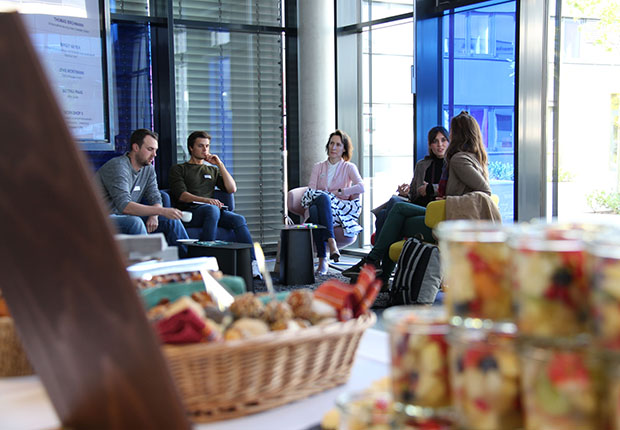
left=342, top=257, right=382, bottom=280
left=378, top=269, right=391, bottom=292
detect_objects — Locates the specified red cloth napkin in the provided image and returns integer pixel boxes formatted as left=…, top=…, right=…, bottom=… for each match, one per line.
left=314, top=264, right=381, bottom=320
left=156, top=308, right=206, bottom=344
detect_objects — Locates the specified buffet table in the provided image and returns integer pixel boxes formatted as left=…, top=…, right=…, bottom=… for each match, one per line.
left=0, top=329, right=389, bottom=430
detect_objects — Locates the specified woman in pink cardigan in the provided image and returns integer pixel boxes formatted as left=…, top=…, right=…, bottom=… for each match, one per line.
left=305, top=130, right=365, bottom=275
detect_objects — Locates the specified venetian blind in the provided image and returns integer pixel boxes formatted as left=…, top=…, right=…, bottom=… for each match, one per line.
left=173, top=0, right=284, bottom=244
left=110, top=0, right=150, bottom=15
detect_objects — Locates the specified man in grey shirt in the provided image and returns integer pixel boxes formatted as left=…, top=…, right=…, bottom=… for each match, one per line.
left=96, top=129, right=189, bottom=255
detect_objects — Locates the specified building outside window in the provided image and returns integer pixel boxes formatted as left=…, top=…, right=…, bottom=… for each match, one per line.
left=442, top=1, right=516, bottom=222
left=548, top=0, right=620, bottom=219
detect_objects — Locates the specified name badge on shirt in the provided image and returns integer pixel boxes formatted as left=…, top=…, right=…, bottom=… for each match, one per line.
left=204, top=174, right=212, bottom=179
left=133, top=185, right=141, bottom=191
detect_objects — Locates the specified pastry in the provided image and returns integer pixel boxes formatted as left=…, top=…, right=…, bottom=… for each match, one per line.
left=287, top=289, right=314, bottom=320
left=263, top=300, right=293, bottom=324
left=224, top=317, right=270, bottom=340
left=229, top=293, right=264, bottom=319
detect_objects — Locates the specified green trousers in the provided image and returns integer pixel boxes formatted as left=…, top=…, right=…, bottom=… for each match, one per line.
left=368, top=201, right=435, bottom=277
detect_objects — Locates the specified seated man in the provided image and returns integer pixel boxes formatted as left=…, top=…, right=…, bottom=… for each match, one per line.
left=95, top=129, right=189, bottom=256
left=169, top=130, right=260, bottom=277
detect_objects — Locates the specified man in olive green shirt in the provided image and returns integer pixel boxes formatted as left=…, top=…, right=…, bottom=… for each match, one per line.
left=169, top=131, right=260, bottom=277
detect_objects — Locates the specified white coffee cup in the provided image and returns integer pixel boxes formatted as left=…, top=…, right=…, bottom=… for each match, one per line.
left=181, top=211, right=192, bottom=222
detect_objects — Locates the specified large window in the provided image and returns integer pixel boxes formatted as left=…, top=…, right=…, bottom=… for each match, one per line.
left=338, top=0, right=415, bottom=247
left=442, top=1, right=516, bottom=222
left=338, top=0, right=516, bottom=247
left=361, top=17, right=415, bottom=244
left=103, top=0, right=285, bottom=244
left=548, top=0, right=620, bottom=220
left=174, top=28, right=284, bottom=243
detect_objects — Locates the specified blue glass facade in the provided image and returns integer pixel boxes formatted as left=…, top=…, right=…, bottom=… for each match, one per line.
left=418, top=0, right=516, bottom=222
left=86, top=22, right=153, bottom=171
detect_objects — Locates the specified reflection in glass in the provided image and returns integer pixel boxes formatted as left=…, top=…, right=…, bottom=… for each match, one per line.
left=443, top=1, right=516, bottom=222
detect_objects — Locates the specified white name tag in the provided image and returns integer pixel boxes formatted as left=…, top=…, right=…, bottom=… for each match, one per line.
left=133, top=185, right=141, bottom=191
left=204, top=174, right=212, bottom=179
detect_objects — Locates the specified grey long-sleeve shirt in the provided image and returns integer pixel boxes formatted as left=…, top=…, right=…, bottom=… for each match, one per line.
left=95, top=153, right=162, bottom=214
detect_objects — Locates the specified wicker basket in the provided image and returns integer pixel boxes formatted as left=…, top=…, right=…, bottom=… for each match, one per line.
left=164, top=312, right=376, bottom=422
left=0, top=317, right=34, bottom=377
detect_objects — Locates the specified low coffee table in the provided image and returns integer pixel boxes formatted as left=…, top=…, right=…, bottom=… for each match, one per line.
left=187, top=241, right=253, bottom=292
left=277, top=224, right=324, bottom=286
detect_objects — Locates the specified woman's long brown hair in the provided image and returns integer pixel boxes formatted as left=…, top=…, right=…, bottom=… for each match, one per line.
left=446, top=111, right=489, bottom=179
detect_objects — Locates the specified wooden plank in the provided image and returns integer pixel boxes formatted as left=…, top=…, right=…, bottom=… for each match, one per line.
left=0, top=13, right=191, bottom=430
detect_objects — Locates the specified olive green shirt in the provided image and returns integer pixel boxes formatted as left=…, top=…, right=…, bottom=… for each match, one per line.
left=168, top=162, right=226, bottom=210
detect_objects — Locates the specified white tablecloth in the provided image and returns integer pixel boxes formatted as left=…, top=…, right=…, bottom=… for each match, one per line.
left=0, top=329, right=389, bottom=430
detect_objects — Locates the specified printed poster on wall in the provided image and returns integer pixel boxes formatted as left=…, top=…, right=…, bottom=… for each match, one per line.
left=2, top=0, right=107, bottom=142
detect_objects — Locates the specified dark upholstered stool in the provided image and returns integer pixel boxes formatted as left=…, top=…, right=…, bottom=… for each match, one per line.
left=187, top=241, right=253, bottom=292
left=278, top=225, right=323, bottom=286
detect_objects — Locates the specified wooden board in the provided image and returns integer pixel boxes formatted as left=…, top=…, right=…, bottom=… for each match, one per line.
left=0, top=13, right=191, bottom=430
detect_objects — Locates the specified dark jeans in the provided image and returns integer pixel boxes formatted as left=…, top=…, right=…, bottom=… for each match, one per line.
left=374, top=195, right=403, bottom=237
left=110, top=214, right=189, bottom=258
left=368, top=201, right=435, bottom=277
left=307, top=193, right=335, bottom=258
left=186, top=204, right=255, bottom=258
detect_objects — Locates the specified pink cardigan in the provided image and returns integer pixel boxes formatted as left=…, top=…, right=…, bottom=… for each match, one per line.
left=308, top=160, right=365, bottom=200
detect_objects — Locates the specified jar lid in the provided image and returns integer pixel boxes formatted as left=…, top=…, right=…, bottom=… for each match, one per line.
left=435, top=220, right=509, bottom=243
left=508, top=221, right=589, bottom=252
left=382, top=305, right=449, bottom=334
left=586, top=229, right=620, bottom=259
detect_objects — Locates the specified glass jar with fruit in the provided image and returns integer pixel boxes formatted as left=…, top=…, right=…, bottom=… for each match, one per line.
left=519, top=339, right=602, bottom=430
left=509, top=223, right=591, bottom=338
left=448, top=321, right=522, bottom=430
left=436, top=221, right=513, bottom=322
left=586, top=230, right=620, bottom=351
left=383, top=305, right=453, bottom=428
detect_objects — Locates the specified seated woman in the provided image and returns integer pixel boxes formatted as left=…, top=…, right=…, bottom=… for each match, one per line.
left=303, top=130, right=365, bottom=275
left=344, top=111, right=491, bottom=282
left=374, top=126, right=449, bottom=236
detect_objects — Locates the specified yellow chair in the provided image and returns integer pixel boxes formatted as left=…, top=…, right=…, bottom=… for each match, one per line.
left=387, top=196, right=499, bottom=262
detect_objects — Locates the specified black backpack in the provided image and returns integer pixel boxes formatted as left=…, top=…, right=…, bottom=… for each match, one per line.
left=389, top=237, right=442, bottom=305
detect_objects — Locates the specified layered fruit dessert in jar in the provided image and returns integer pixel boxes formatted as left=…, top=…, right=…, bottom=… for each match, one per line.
left=510, top=223, right=590, bottom=338
left=605, top=357, right=620, bottom=430
left=449, top=322, right=522, bottom=430
left=436, top=220, right=512, bottom=321
left=335, top=388, right=393, bottom=430
left=587, top=230, right=620, bottom=350
left=324, top=378, right=453, bottom=430
left=520, top=341, right=601, bottom=430
left=383, top=306, right=451, bottom=414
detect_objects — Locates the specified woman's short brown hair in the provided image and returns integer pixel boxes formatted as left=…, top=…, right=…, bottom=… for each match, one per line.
left=325, top=129, right=353, bottom=161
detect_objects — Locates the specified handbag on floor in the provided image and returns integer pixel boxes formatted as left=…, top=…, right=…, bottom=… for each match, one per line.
left=389, top=237, right=441, bottom=305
